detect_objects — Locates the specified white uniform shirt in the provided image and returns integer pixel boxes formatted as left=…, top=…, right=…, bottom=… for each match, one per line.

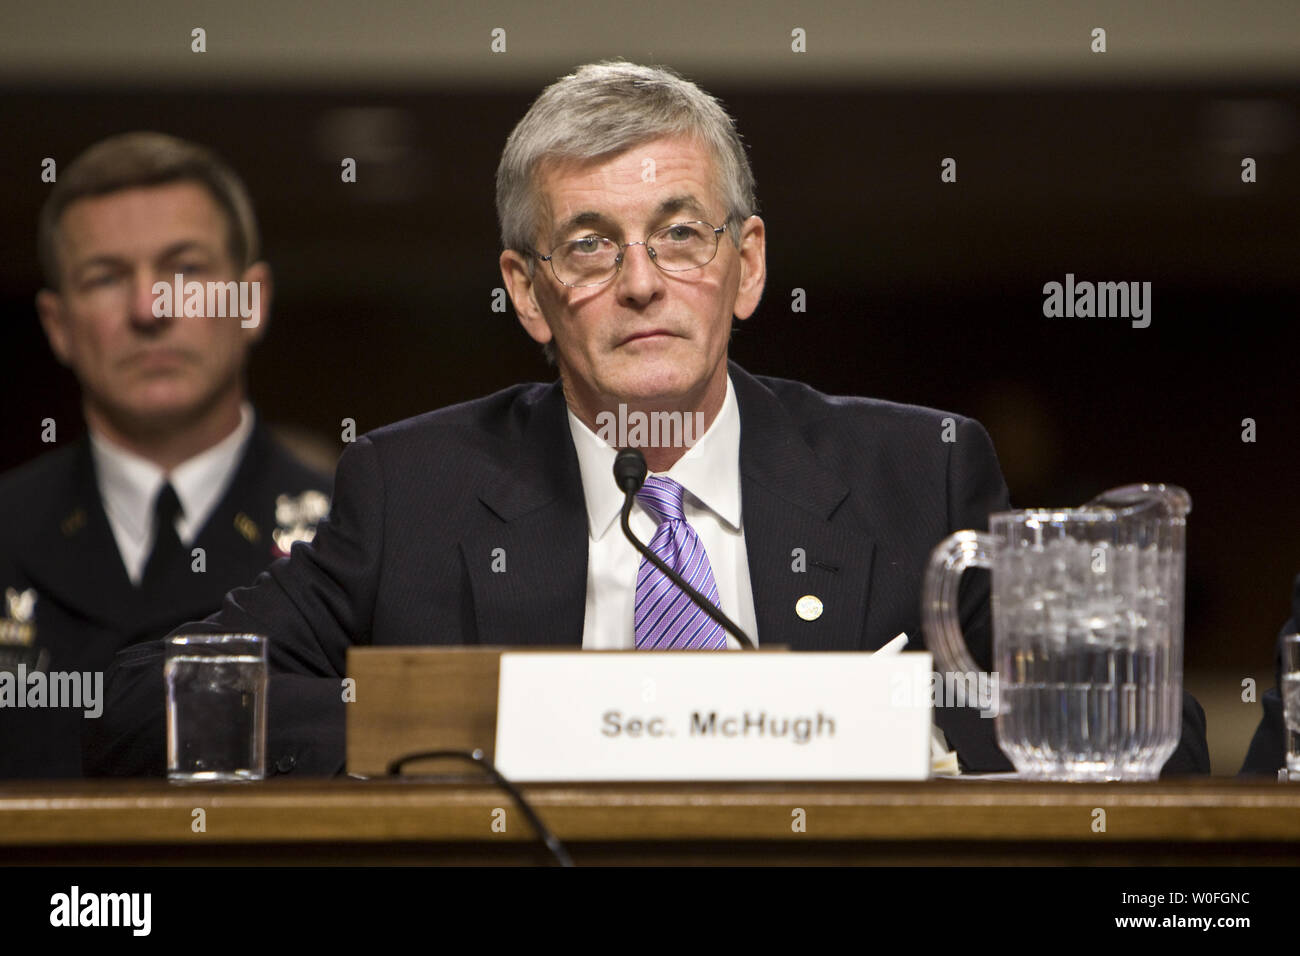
left=90, top=403, right=254, bottom=585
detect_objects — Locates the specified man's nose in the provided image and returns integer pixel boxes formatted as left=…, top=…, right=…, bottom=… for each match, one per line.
left=614, top=241, right=664, bottom=303
left=129, top=270, right=174, bottom=330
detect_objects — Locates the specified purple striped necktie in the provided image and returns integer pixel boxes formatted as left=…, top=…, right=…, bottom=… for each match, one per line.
left=633, top=476, right=727, bottom=650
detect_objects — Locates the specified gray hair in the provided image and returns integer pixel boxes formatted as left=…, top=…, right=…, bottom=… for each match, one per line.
left=496, top=61, right=758, bottom=362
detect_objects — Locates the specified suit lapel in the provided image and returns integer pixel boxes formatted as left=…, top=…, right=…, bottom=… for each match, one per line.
left=731, top=363, right=878, bottom=651
left=459, top=368, right=878, bottom=651
left=19, top=439, right=136, bottom=628
left=461, top=383, right=587, bottom=647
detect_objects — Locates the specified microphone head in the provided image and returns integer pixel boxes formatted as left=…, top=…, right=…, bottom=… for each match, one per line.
left=613, top=447, right=648, bottom=494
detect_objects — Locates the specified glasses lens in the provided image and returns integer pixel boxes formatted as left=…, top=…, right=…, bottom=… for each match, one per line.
left=649, top=222, right=719, bottom=271
left=552, top=236, right=618, bottom=286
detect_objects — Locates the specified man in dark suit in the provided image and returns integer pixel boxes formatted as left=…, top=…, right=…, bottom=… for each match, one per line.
left=0, top=132, right=330, bottom=778
left=87, top=62, right=1209, bottom=778
left=1239, top=573, right=1298, bottom=774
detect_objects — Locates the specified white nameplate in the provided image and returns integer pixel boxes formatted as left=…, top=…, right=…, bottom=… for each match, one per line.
left=494, top=651, right=934, bottom=781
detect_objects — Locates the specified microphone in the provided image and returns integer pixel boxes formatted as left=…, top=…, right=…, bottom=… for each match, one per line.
left=612, top=448, right=755, bottom=650
left=613, top=446, right=647, bottom=495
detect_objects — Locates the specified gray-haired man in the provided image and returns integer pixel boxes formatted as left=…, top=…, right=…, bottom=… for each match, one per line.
left=90, top=62, right=1210, bottom=777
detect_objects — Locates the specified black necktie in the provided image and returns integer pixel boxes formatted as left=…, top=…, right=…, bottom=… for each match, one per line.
left=140, top=482, right=184, bottom=589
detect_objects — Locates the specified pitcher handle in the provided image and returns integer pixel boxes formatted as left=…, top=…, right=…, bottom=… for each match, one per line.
left=922, top=530, right=999, bottom=678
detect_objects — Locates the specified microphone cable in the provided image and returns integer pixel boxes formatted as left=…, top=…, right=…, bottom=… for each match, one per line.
left=387, top=748, right=573, bottom=867
left=614, top=447, right=756, bottom=650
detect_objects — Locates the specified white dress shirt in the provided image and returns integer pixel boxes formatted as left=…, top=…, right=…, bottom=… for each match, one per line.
left=567, top=375, right=759, bottom=650
left=90, top=403, right=255, bottom=585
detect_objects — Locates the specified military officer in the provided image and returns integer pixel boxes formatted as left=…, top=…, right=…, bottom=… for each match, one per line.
left=1239, top=573, right=1299, bottom=775
left=0, top=132, right=331, bottom=778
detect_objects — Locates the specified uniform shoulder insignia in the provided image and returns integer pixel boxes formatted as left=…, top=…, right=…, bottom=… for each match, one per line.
left=5, top=587, right=35, bottom=624
left=0, top=587, right=37, bottom=648
left=272, top=489, right=331, bottom=557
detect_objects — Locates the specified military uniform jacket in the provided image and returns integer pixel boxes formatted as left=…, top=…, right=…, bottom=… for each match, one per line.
left=88, top=362, right=1211, bottom=778
left=1240, top=573, right=1300, bottom=774
left=0, top=419, right=331, bottom=778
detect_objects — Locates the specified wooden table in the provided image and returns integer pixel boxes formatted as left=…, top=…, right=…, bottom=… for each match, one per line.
left=2, top=777, right=1298, bottom=865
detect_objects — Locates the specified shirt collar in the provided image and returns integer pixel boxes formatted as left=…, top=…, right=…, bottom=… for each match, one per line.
left=566, top=375, right=742, bottom=541
left=90, top=402, right=254, bottom=545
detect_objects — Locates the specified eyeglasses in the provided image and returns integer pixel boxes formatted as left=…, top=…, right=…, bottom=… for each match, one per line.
left=535, top=220, right=729, bottom=288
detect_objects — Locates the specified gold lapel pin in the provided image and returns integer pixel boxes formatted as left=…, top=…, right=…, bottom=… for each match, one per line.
left=795, top=594, right=823, bottom=621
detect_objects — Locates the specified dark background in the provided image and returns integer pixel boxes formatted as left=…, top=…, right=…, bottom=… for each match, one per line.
left=1, top=74, right=1296, bottom=770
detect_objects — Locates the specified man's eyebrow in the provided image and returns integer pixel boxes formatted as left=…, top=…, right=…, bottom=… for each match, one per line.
left=553, top=210, right=611, bottom=240
left=154, top=240, right=216, bottom=260
left=550, top=194, right=714, bottom=243
left=71, top=240, right=215, bottom=277
left=653, top=194, right=710, bottom=220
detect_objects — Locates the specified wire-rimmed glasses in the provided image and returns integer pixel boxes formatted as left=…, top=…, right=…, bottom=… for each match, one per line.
left=536, top=220, right=729, bottom=288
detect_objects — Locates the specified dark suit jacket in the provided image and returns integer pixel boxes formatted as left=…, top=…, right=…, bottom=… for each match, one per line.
left=0, top=419, right=331, bottom=778
left=1239, top=573, right=1299, bottom=774
left=87, top=362, right=1210, bottom=777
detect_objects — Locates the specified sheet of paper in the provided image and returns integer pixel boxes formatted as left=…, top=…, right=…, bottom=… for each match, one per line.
left=876, top=633, right=961, bottom=776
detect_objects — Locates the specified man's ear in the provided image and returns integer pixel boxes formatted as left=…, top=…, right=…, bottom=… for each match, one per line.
left=499, top=248, right=553, bottom=346
left=732, top=215, right=767, bottom=322
left=240, top=261, right=272, bottom=343
left=36, top=288, right=72, bottom=367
